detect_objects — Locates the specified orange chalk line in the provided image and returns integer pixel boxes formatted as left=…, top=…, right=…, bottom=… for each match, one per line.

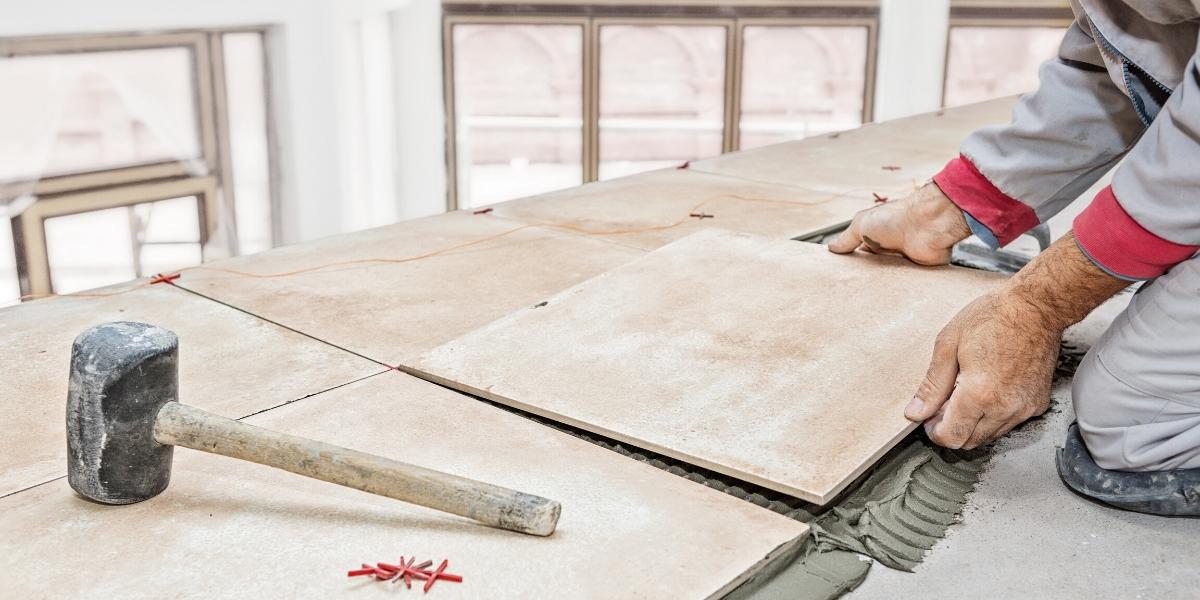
left=18, top=185, right=912, bottom=302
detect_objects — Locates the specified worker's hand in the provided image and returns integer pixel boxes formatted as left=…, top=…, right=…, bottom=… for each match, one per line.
left=904, top=232, right=1130, bottom=450
left=905, top=290, right=1060, bottom=450
left=828, top=183, right=972, bottom=266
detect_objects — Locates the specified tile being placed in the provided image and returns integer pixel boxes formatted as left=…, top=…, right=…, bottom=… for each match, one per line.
left=483, top=167, right=879, bottom=251
left=175, top=211, right=644, bottom=366
left=689, top=97, right=1017, bottom=194
left=0, top=371, right=806, bottom=599
left=0, top=283, right=382, bottom=497
left=414, top=229, right=1004, bottom=504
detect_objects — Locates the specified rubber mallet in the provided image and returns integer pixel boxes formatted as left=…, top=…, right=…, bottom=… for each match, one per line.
left=65, top=321, right=560, bottom=536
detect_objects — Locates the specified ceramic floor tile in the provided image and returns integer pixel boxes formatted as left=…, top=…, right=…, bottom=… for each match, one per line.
left=174, top=211, right=645, bottom=367
left=414, top=230, right=1004, bottom=504
left=689, top=98, right=1017, bottom=194
left=484, top=168, right=880, bottom=251
left=0, top=371, right=806, bottom=599
left=0, top=284, right=382, bottom=497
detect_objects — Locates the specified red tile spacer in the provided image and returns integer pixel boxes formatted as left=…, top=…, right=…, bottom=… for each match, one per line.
left=688, top=212, right=714, bottom=220
left=373, top=562, right=399, bottom=580
left=473, top=207, right=494, bottom=215
left=347, top=567, right=376, bottom=577
left=421, top=560, right=462, bottom=593
left=677, top=160, right=690, bottom=170
left=402, top=557, right=433, bottom=588
left=150, top=272, right=181, bottom=285
left=872, top=192, right=888, bottom=204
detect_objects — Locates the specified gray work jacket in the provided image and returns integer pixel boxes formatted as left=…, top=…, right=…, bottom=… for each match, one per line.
left=933, top=0, right=1200, bottom=280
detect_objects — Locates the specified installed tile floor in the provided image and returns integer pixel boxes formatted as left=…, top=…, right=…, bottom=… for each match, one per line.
left=483, top=168, right=880, bottom=251
left=173, top=210, right=645, bottom=367
left=0, top=371, right=806, bottom=599
left=0, top=283, right=382, bottom=497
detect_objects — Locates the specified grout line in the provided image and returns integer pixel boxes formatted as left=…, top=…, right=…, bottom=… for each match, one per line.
left=168, top=282, right=393, bottom=370
left=0, top=476, right=62, bottom=501
left=235, top=368, right=393, bottom=421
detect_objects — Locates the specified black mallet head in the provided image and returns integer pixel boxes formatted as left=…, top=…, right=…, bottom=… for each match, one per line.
left=66, top=322, right=178, bottom=505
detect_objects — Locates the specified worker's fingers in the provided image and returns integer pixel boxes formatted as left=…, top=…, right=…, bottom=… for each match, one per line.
left=906, top=328, right=960, bottom=422
left=828, top=214, right=866, bottom=254
left=963, top=400, right=1046, bottom=450
left=925, top=386, right=984, bottom=450
left=962, top=416, right=1018, bottom=450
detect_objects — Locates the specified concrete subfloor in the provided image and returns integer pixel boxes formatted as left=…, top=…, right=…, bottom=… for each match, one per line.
left=849, top=296, right=1200, bottom=599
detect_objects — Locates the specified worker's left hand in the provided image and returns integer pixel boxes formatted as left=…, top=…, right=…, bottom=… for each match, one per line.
left=904, top=289, right=1060, bottom=450
left=828, top=182, right=971, bottom=266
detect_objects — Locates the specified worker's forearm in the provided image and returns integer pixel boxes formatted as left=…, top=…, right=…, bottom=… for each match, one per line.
left=1002, top=231, right=1130, bottom=332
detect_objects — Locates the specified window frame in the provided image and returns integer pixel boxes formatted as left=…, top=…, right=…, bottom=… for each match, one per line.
left=942, top=3, right=1074, bottom=107
left=12, top=176, right=219, bottom=296
left=441, top=2, right=881, bottom=210
left=591, top=16, right=735, bottom=180
left=0, top=32, right=220, bottom=198
left=733, top=17, right=878, bottom=151
left=0, top=27, right=280, bottom=299
left=442, top=15, right=591, bottom=207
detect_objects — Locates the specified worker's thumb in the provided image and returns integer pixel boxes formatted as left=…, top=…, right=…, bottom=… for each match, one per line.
left=906, top=332, right=959, bottom=421
left=827, top=218, right=862, bottom=254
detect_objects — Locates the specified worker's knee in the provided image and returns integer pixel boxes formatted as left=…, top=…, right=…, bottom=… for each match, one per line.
left=1072, top=350, right=1126, bottom=469
left=1073, top=349, right=1200, bottom=471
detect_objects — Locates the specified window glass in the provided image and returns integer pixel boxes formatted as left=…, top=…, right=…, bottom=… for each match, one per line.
left=45, top=195, right=202, bottom=294
left=223, top=32, right=274, bottom=254
left=739, top=26, right=868, bottom=150
left=599, top=25, right=726, bottom=180
left=0, top=222, right=17, bottom=306
left=0, top=47, right=202, bottom=183
left=453, top=24, right=583, bottom=208
left=944, top=26, right=1064, bottom=107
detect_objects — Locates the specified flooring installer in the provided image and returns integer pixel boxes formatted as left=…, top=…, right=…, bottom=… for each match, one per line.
left=828, top=0, right=1200, bottom=516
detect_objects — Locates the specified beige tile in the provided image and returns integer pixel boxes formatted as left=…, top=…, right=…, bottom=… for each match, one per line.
left=0, top=372, right=806, bottom=599
left=175, top=211, right=645, bottom=366
left=485, top=168, right=878, bottom=251
left=689, top=98, right=1017, bottom=194
left=0, top=284, right=381, bottom=497
left=415, top=230, right=1004, bottom=504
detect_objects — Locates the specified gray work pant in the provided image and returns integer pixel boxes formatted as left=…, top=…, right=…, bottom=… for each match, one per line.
left=1074, top=256, right=1200, bottom=471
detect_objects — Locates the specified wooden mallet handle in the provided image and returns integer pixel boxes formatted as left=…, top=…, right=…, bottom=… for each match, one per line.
left=153, top=402, right=561, bottom=536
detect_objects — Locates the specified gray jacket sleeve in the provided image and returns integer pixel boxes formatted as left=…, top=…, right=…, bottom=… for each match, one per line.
left=933, top=19, right=1146, bottom=248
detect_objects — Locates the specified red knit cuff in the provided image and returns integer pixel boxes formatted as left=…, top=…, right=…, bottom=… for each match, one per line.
left=1073, top=186, right=1199, bottom=280
left=932, top=155, right=1040, bottom=246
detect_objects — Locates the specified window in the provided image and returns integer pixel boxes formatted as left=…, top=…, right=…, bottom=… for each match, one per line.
left=443, top=4, right=879, bottom=209
left=739, top=25, right=870, bottom=150
left=12, top=177, right=219, bottom=298
left=45, top=196, right=203, bottom=294
left=598, top=24, right=727, bottom=180
left=0, top=29, right=277, bottom=301
left=451, top=24, right=584, bottom=209
left=0, top=47, right=202, bottom=182
left=944, top=26, right=1064, bottom=107
left=942, top=2, right=1073, bottom=108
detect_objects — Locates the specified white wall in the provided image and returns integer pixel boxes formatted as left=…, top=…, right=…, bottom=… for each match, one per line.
left=0, top=0, right=447, bottom=245
left=391, top=0, right=448, bottom=221
left=873, top=0, right=950, bottom=121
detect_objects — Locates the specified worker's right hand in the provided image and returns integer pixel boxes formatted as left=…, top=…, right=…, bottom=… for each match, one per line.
left=827, top=182, right=972, bottom=266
